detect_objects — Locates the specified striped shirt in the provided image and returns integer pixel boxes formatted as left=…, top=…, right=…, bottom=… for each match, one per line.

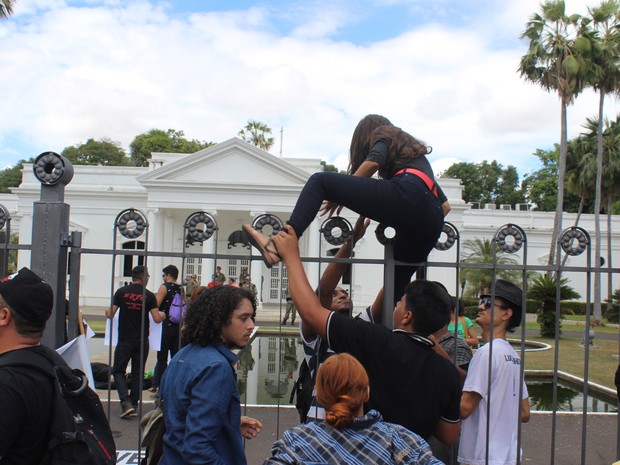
left=264, top=410, right=444, bottom=465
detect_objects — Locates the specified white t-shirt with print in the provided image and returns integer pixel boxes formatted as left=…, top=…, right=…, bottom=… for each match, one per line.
left=458, top=338, right=528, bottom=465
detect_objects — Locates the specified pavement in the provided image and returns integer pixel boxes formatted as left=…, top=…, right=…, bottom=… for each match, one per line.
left=104, top=398, right=619, bottom=465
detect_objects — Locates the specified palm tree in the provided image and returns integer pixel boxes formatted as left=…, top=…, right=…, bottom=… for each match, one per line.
left=565, top=116, right=620, bottom=323
left=584, top=0, right=620, bottom=325
left=238, top=120, right=275, bottom=151
left=528, top=274, right=580, bottom=337
left=460, top=238, right=520, bottom=297
left=0, top=0, right=15, bottom=18
left=519, top=1, right=588, bottom=274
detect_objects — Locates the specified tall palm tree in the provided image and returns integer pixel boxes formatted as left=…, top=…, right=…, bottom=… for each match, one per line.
left=519, top=1, right=588, bottom=274
left=584, top=0, right=620, bottom=325
left=238, top=120, right=275, bottom=151
left=460, top=238, right=520, bottom=297
left=0, top=0, right=15, bottom=18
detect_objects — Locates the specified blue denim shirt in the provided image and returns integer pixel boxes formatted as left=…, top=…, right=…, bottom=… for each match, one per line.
left=160, top=343, right=243, bottom=465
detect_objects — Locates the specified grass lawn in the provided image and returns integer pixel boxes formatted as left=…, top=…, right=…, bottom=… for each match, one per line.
left=523, top=335, right=618, bottom=390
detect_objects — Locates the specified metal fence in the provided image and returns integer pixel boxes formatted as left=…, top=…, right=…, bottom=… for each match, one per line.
left=2, top=152, right=618, bottom=465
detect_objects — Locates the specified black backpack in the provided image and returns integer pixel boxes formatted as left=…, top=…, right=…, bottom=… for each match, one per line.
left=0, top=346, right=117, bottom=465
left=289, top=340, right=331, bottom=423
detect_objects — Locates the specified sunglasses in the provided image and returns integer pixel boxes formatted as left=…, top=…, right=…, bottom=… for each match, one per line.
left=479, top=297, right=509, bottom=310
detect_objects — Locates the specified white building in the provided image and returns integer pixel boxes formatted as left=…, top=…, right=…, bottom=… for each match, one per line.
left=2, top=138, right=618, bottom=316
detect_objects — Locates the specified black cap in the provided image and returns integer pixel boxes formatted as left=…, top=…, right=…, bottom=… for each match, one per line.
left=480, top=279, right=522, bottom=311
left=0, top=267, right=54, bottom=326
left=481, top=279, right=523, bottom=330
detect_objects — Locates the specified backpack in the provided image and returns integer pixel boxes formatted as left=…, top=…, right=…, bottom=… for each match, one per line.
left=289, top=340, right=331, bottom=423
left=168, top=290, right=187, bottom=324
left=0, top=347, right=117, bottom=465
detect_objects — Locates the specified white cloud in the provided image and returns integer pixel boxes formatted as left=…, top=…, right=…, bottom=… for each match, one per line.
left=0, top=0, right=616, bottom=180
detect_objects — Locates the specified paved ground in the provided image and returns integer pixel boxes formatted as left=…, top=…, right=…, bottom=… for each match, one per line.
left=105, top=398, right=619, bottom=465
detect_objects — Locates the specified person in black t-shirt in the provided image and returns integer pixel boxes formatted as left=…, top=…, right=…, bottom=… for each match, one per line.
left=0, top=268, right=55, bottom=465
left=273, top=229, right=462, bottom=446
left=106, top=266, right=164, bottom=418
left=152, top=264, right=185, bottom=392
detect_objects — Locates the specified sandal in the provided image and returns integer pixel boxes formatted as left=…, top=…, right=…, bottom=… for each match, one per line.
left=242, top=224, right=281, bottom=268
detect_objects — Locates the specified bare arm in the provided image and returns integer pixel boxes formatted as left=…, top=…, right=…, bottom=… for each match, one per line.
left=105, top=305, right=118, bottom=319
left=150, top=308, right=166, bottom=323
left=442, top=200, right=451, bottom=216
left=521, top=397, right=531, bottom=423
left=433, top=419, right=461, bottom=446
left=156, top=285, right=167, bottom=307
left=273, top=227, right=332, bottom=340
left=460, top=390, right=482, bottom=420
left=465, top=325, right=479, bottom=347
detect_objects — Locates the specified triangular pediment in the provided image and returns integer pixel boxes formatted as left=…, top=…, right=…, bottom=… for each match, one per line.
left=137, top=138, right=311, bottom=187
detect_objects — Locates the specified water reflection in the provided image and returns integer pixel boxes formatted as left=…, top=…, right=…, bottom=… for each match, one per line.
left=527, top=379, right=616, bottom=413
left=237, top=335, right=303, bottom=405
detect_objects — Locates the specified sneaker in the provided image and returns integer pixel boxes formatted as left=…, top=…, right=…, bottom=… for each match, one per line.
left=120, top=403, right=136, bottom=419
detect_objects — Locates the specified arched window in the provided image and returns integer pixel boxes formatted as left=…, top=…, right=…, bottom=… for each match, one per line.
left=122, top=241, right=145, bottom=277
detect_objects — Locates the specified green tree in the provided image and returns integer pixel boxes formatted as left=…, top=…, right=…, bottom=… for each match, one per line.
left=0, top=160, right=31, bottom=193
left=443, top=161, right=524, bottom=206
left=460, top=238, right=520, bottom=297
left=129, top=129, right=214, bottom=167
left=238, top=120, right=275, bottom=151
left=0, top=0, right=15, bottom=18
left=519, top=0, right=589, bottom=271
left=61, top=138, right=129, bottom=166
left=584, top=0, right=620, bottom=325
left=527, top=274, right=580, bottom=337
left=320, top=161, right=340, bottom=173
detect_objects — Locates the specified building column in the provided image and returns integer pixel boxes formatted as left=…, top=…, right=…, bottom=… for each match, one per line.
left=146, top=208, right=162, bottom=292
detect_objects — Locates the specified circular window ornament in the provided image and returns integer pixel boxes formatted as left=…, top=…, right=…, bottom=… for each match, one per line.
left=495, top=224, right=525, bottom=254
left=186, top=212, right=217, bottom=242
left=560, top=227, right=588, bottom=256
left=115, top=209, right=147, bottom=239
left=33, top=152, right=74, bottom=186
left=435, top=222, right=458, bottom=251
left=320, top=217, right=352, bottom=246
left=252, top=214, right=283, bottom=235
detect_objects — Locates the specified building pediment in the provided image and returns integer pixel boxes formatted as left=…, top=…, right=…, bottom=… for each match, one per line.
left=137, top=138, right=312, bottom=188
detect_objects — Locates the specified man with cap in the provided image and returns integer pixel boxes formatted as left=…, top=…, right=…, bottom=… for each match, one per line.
left=0, top=267, right=55, bottom=465
left=458, top=279, right=531, bottom=465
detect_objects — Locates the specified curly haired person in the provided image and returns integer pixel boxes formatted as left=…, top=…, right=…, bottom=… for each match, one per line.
left=159, top=286, right=262, bottom=464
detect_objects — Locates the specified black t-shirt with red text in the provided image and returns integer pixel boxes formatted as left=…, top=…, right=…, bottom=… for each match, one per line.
left=113, top=282, right=158, bottom=341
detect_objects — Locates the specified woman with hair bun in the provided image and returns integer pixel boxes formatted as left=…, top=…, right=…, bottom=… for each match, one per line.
left=264, top=353, right=443, bottom=465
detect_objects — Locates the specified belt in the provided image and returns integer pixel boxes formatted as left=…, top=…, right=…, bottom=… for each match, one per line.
left=393, top=168, right=438, bottom=197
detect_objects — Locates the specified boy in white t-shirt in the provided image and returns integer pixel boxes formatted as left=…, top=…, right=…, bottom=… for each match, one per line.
left=458, top=279, right=531, bottom=465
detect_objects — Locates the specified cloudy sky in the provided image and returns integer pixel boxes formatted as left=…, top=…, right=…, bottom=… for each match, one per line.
left=1, top=0, right=617, bottom=177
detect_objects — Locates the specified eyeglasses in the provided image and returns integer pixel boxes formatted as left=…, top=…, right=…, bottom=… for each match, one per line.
left=479, top=297, right=508, bottom=310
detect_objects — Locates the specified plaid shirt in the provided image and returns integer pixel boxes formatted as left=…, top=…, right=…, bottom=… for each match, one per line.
left=264, top=410, right=444, bottom=465
left=438, top=331, right=473, bottom=369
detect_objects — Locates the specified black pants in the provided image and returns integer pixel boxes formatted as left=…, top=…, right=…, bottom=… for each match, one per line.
left=112, top=339, right=149, bottom=407
left=288, top=171, right=444, bottom=303
left=153, top=322, right=181, bottom=388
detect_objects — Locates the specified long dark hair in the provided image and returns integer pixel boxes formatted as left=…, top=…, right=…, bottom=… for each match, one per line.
left=182, top=286, right=256, bottom=346
left=348, top=114, right=432, bottom=178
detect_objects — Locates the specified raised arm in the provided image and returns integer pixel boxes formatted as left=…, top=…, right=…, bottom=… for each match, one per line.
left=273, top=226, right=331, bottom=340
